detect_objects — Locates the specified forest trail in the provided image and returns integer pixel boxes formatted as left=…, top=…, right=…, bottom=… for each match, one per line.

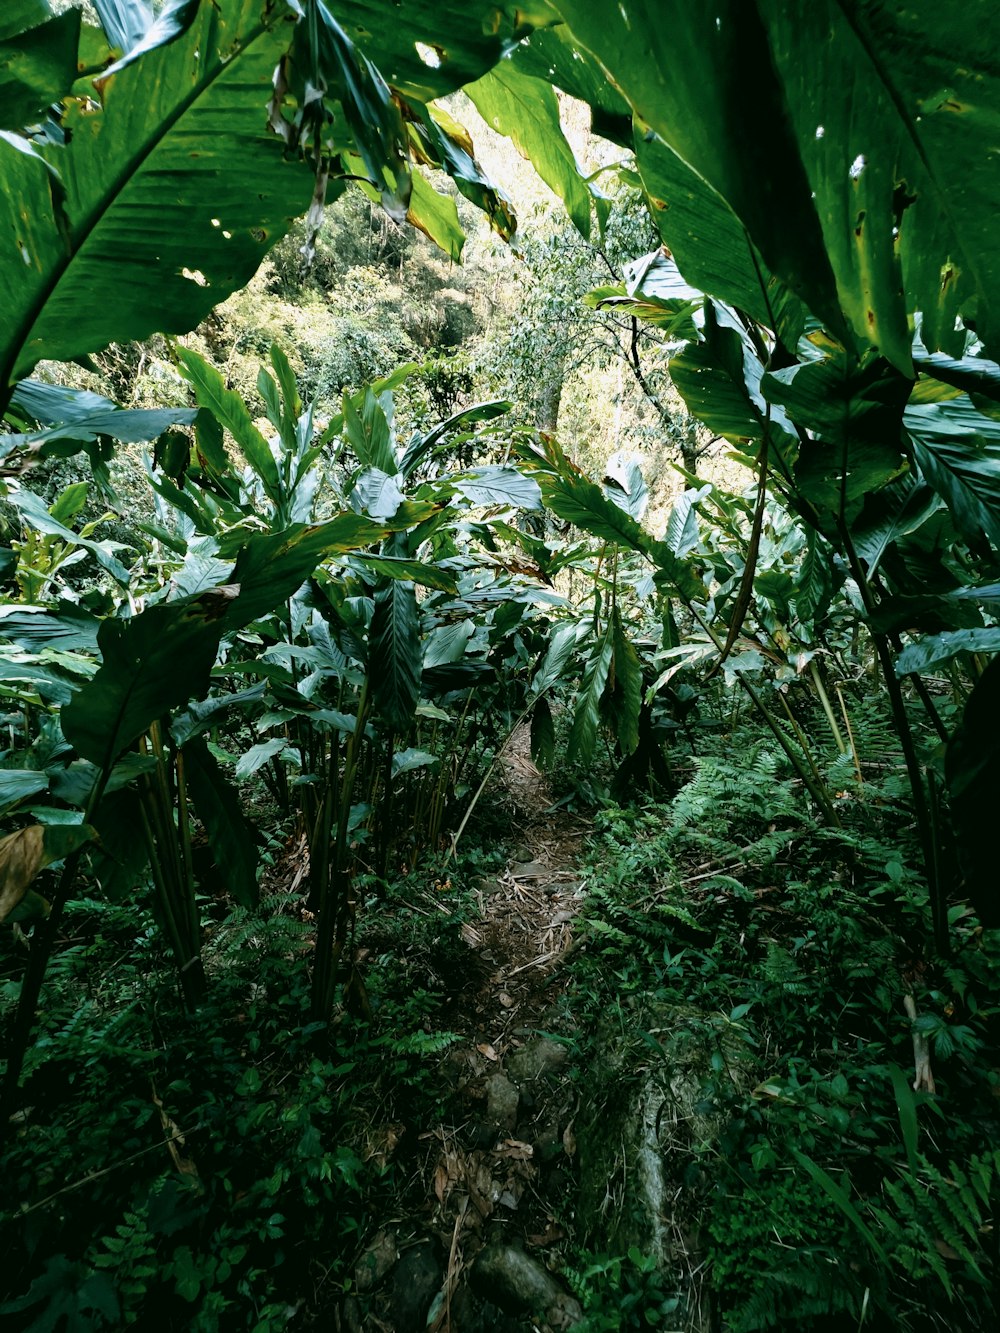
left=338, top=729, right=593, bottom=1331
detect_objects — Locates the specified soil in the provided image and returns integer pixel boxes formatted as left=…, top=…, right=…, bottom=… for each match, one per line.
left=334, top=726, right=593, bottom=1332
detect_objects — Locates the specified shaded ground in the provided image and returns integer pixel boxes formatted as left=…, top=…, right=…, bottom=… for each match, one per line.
left=336, top=728, right=593, bottom=1331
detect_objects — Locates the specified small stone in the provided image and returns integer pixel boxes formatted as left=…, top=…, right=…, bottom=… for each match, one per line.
left=486, top=1072, right=520, bottom=1129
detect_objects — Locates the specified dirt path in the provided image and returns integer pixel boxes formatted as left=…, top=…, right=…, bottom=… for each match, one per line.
left=339, top=729, right=592, bottom=1331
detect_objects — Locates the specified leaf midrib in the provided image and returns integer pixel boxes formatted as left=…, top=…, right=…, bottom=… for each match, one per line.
left=11, top=7, right=275, bottom=381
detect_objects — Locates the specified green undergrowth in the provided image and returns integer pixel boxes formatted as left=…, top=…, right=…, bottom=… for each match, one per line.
left=0, top=847, right=493, bottom=1331
left=563, top=720, right=1000, bottom=1332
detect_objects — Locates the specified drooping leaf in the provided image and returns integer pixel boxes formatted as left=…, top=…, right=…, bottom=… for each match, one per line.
left=406, top=170, right=464, bottom=260
left=183, top=735, right=258, bottom=907
left=529, top=695, right=555, bottom=769
left=10, top=487, right=132, bottom=585
left=467, top=60, right=596, bottom=238
left=567, top=621, right=613, bottom=765
left=289, top=1, right=410, bottom=220
left=609, top=610, right=642, bottom=756
left=368, top=578, right=421, bottom=732
left=0, top=822, right=96, bottom=922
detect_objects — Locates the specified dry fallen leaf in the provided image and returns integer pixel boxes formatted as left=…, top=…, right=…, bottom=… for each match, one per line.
left=562, top=1121, right=577, bottom=1158
left=476, top=1042, right=499, bottom=1062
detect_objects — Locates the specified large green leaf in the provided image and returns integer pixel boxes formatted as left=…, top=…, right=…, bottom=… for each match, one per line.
left=183, top=735, right=258, bottom=907
left=450, top=466, right=542, bottom=511
left=0, top=769, right=50, bottom=814
left=510, top=21, right=631, bottom=144
left=843, top=0, right=1000, bottom=359
left=1, top=0, right=313, bottom=390
left=467, top=61, right=596, bottom=238
left=554, top=0, right=845, bottom=341
left=851, top=474, right=941, bottom=575
left=61, top=595, right=231, bottom=770
left=368, top=578, right=421, bottom=732
left=0, top=603, right=101, bottom=652
left=406, top=170, right=464, bottom=260
left=335, top=0, right=548, bottom=103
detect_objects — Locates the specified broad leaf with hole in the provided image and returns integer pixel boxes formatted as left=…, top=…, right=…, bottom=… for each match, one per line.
left=1, top=0, right=313, bottom=391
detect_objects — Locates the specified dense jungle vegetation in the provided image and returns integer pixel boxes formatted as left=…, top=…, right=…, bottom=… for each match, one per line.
left=2, top=2, right=1000, bottom=1329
